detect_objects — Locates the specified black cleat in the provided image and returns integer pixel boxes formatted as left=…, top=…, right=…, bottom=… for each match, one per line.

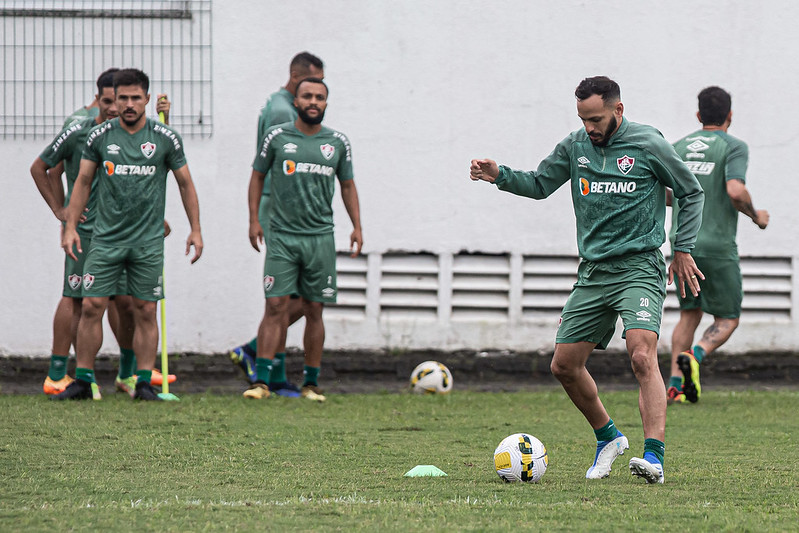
left=133, top=381, right=163, bottom=401
left=50, top=379, right=101, bottom=401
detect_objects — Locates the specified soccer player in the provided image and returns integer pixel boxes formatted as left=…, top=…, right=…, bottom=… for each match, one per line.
left=54, top=68, right=203, bottom=401
left=469, top=76, right=705, bottom=484
left=666, top=86, right=769, bottom=404
left=229, top=52, right=324, bottom=396
left=244, top=77, right=362, bottom=402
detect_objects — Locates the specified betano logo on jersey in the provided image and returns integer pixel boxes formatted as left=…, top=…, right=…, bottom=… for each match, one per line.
left=282, top=160, right=334, bottom=177
left=103, top=160, right=156, bottom=176
left=579, top=177, right=637, bottom=196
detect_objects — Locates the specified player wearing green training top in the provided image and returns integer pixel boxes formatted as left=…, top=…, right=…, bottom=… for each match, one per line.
left=667, top=86, right=769, bottom=405
left=55, top=68, right=203, bottom=402
left=470, top=76, right=705, bottom=485
left=229, top=52, right=325, bottom=396
left=245, top=77, right=363, bottom=402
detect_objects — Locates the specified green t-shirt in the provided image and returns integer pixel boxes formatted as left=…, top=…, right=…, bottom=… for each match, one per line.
left=670, top=130, right=748, bottom=260
left=256, top=88, right=297, bottom=197
left=63, top=106, right=100, bottom=129
left=495, top=117, right=704, bottom=262
left=81, top=117, right=187, bottom=246
left=252, top=122, right=354, bottom=235
left=39, top=116, right=100, bottom=235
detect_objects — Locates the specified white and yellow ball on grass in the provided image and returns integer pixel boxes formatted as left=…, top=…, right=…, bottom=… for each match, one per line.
left=409, top=360, right=453, bottom=394
left=493, top=433, right=548, bottom=483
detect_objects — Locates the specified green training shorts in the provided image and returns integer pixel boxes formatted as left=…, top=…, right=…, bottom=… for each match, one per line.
left=63, top=233, right=129, bottom=298
left=82, top=241, right=164, bottom=301
left=556, top=250, right=666, bottom=349
left=263, top=231, right=337, bottom=303
left=677, top=255, right=742, bottom=319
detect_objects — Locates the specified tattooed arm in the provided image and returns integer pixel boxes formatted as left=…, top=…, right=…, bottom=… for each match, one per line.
left=726, top=179, right=769, bottom=229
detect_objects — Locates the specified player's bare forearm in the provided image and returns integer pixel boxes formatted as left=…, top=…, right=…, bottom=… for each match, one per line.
left=172, top=166, right=203, bottom=262
left=340, top=180, right=363, bottom=256
left=66, top=172, right=93, bottom=232
left=247, top=170, right=266, bottom=251
left=30, top=158, right=64, bottom=219
left=727, top=179, right=768, bottom=228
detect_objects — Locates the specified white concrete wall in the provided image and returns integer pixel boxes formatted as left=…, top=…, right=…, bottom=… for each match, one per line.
left=2, top=0, right=798, bottom=355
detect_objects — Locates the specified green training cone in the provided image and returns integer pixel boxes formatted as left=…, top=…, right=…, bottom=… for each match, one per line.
left=404, top=465, right=448, bottom=477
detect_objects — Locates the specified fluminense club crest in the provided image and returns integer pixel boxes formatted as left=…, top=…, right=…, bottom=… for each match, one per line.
left=82, top=273, right=95, bottom=289
left=68, top=274, right=81, bottom=290
left=320, top=143, right=335, bottom=160
left=141, top=141, right=156, bottom=159
left=617, top=155, right=635, bottom=175
left=263, top=275, right=275, bottom=292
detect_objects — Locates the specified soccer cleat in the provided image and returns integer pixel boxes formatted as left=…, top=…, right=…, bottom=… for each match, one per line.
left=301, top=384, right=326, bottom=402
left=230, top=346, right=257, bottom=384
left=115, top=375, right=137, bottom=398
left=133, top=381, right=163, bottom=401
left=629, top=456, right=665, bottom=484
left=50, top=379, right=101, bottom=401
left=269, top=381, right=302, bottom=398
left=243, top=382, right=271, bottom=399
left=666, top=386, right=686, bottom=405
left=677, top=351, right=701, bottom=403
left=586, top=433, right=629, bottom=479
left=43, top=375, right=74, bottom=395
left=151, top=368, right=176, bottom=386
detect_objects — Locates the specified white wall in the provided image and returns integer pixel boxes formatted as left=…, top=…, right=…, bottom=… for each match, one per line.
left=2, top=0, right=797, bottom=355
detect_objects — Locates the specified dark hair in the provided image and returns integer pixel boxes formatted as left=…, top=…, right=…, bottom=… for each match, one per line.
left=575, top=76, right=621, bottom=104
left=96, top=68, right=119, bottom=92
left=697, top=86, right=731, bottom=126
left=113, top=68, right=150, bottom=93
left=290, top=51, right=324, bottom=73
left=295, top=77, right=329, bottom=97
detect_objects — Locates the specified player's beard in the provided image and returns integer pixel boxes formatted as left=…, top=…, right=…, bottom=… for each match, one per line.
left=120, top=109, right=144, bottom=127
left=297, top=106, right=325, bottom=125
left=589, top=116, right=617, bottom=147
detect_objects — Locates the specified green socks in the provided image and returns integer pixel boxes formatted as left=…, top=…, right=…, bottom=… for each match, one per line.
left=48, top=355, right=69, bottom=380
left=303, top=365, right=320, bottom=387
left=76, top=367, right=96, bottom=384
left=269, top=353, right=288, bottom=384
left=136, top=369, right=153, bottom=384
left=594, top=419, right=619, bottom=442
left=692, top=345, right=706, bottom=363
left=644, top=438, right=665, bottom=465
left=256, top=358, right=273, bottom=384
left=119, top=348, right=137, bottom=379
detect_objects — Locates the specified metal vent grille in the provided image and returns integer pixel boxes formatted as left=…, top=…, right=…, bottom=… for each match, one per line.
left=451, top=253, right=510, bottom=321
left=327, top=252, right=367, bottom=319
left=379, top=252, right=438, bottom=320
left=522, top=255, right=579, bottom=320
left=665, top=256, right=793, bottom=320
left=1, top=0, right=213, bottom=138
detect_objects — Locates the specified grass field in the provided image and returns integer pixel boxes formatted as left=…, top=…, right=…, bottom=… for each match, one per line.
left=1, top=388, right=797, bottom=532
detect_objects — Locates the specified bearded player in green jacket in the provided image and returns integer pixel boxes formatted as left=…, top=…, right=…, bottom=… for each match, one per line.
left=470, top=76, right=705, bottom=484
left=667, top=86, right=769, bottom=405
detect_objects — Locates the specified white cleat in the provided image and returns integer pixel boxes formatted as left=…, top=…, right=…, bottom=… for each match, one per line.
left=586, top=434, right=629, bottom=479
left=629, top=457, right=665, bottom=484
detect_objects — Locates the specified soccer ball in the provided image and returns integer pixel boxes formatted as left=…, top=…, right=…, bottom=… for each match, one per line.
left=493, top=433, right=548, bottom=483
left=409, top=361, right=453, bottom=394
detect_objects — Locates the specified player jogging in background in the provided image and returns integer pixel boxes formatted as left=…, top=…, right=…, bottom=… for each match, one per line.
left=667, top=86, right=769, bottom=405
left=470, top=76, right=704, bottom=484
left=229, top=51, right=324, bottom=396
left=54, top=68, right=203, bottom=401
left=245, top=77, right=363, bottom=402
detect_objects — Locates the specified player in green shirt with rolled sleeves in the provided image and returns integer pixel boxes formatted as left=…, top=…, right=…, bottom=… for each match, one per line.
left=55, top=68, right=203, bottom=401
left=228, top=52, right=325, bottom=396
left=470, top=76, right=704, bottom=485
left=667, top=86, right=769, bottom=405
left=245, top=77, right=363, bottom=402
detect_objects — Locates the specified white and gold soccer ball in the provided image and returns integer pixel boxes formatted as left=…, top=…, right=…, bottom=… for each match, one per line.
left=409, top=361, right=453, bottom=394
left=493, top=433, right=548, bottom=483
